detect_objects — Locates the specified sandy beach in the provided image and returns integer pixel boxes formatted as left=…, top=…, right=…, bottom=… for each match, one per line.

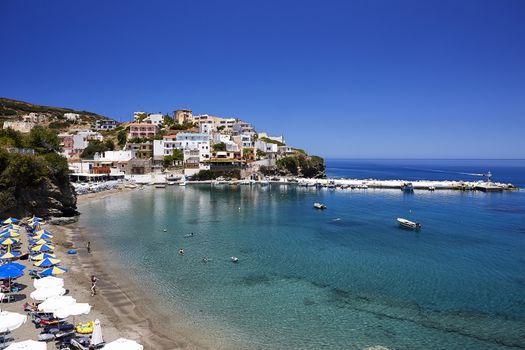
left=3, top=187, right=213, bottom=350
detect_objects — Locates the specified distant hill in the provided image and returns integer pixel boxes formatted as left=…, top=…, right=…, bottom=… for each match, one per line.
left=0, top=97, right=115, bottom=123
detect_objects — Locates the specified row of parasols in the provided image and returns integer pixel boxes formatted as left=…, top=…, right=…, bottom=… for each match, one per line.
left=0, top=217, right=143, bottom=350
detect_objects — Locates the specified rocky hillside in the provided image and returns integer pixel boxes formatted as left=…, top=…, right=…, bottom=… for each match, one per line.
left=0, top=127, right=77, bottom=218
left=0, top=97, right=115, bottom=133
left=262, top=154, right=326, bottom=178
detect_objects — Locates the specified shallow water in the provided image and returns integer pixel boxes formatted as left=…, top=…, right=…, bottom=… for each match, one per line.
left=79, top=180, right=525, bottom=349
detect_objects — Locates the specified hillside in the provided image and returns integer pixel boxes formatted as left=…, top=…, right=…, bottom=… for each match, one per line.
left=0, top=97, right=115, bottom=130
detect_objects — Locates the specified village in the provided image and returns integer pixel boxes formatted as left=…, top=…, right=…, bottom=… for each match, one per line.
left=2, top=107, right=307, bottom=184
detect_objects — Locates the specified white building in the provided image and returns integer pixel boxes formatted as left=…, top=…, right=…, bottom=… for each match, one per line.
left=255, top=140, right=279, bottom=154
left=199, top=121, right=214, bottom=134
left=153, top=133, right=210, bottom=169
left=23, top=113, right=48, bottom=124
left=258, top=132, right=285, bottom=144
left=2, top=121, right=35, bottom=133
left=73, top=131, right=103, bottom=150
left=144, top=113, right=164, bottom=126
left=64, top=113, right=80, bottom=122
left=213, top=134, right=231, bottom=144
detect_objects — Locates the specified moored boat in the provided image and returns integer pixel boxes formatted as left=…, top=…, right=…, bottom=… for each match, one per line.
left=397, top=218, right=421, bottom=229
left=401, top=182, right=414, bottom=192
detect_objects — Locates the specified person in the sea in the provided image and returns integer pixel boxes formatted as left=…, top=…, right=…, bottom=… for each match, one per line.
left=90, top=275, right=98, bottom=296
left=87, top=241, right=91, bottom=254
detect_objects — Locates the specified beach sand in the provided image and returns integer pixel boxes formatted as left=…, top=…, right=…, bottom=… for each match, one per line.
left=4, top=187, right=212, bottom=350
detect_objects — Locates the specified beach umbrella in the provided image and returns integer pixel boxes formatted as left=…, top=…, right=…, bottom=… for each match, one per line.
left=33, top=276, right=64, bottom=289
left=0, top=238, right=20, bottom=246
left=0, top=265, right=24, bottom=279
left=30, top=286, right=66, bottom=301
left=103, top=338, right=144, bottom=350
left=0, top=311, right=26, bottom=332
left=38, top=295, right=76, bottom=313
left=34, top=229, right=52, bottom=236
left=30, top=239, right=52, bottom=246
left=32, top=233, right=53, bottom=240
left=34, top=258, right=61, bottom=268
left=0, top=251, right=21, bottom=260
left=1, top=224, right=20, bottom=230
left=2, top=263, right=25, bottom=271
left=31, top=253, right=56, bottom=261
left=40, top=266, right=68, bottom=276
left=54, top=302, right=91, bottom=319
left=0, top=231, right=20, bottom=238
left=31, top=244, right=55, bottom=252
left=1, top=218, right=18, bottom=224
left=91, top=319, right=104, bottom=346
left=5, top=340, right=46, bottom=350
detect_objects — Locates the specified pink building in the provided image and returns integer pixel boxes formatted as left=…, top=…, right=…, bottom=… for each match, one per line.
left=129, top=123, right=158, bottom=139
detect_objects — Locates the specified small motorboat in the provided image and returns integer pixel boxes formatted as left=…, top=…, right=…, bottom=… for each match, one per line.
left=231, top=256, right=239, bottom=263
left=428, top=186, right=435, bottom=191
left=397, top=218, right=421, bottom=230
left=313, top=203, right=327, bottom=210
left=155, top=183, right=166, bottom=188
left=401, top=182, right=414, bottom=192
left=167, top=181, right=176, bottom=186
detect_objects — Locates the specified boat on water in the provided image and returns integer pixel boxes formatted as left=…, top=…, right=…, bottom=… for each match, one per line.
left=167, top=181, right=176, bottom=186
left=428, top=186, right=435, bottom=191
left=155, top=183, right=166, bottom=188
left=313, top=203, right=327, bottom=210
left=124, top=183, right=138, bottom=189
left=397, top=218, right=421, bottom=229
left=401, top=182, right=414, bottom=192
left=231, top=256, right=239, bottom=263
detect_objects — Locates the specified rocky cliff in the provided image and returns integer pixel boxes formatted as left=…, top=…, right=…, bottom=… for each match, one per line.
left=261, top=154, right=326, bottom=178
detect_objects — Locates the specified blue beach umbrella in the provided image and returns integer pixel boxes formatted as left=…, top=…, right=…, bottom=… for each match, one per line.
left=32, top=233, right=53, bottom=240
left=40, top=266, right=68, bottom=276
left=1, top=218, right=18, bottom=224
left=0, top=264, right=24, bottom=279
left=34, top=229, right=52, bottom=236
left=2, top=262, right=25, bottom=270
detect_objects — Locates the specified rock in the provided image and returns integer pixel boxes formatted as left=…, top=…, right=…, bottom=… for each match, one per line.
left=49, top=216, right=78, bottom=225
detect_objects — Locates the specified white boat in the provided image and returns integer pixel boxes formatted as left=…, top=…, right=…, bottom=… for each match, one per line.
left=124, top=184, right=138, bottom=189
left=179, top=175, right=187, bottom=186
left=167, top=181, right=176, bottom=186
left=397, top=218, right=421, bottom=229
left=155, top=183, right=166, bottom=188
left=231, top=256, right=239, bottom=263
left=428, top=186, right=435, bottom=191
left=313, top=202, right=327, bottom=210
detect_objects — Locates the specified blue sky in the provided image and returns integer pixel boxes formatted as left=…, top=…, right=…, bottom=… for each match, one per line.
left=1, top=0, right=524, bottom=158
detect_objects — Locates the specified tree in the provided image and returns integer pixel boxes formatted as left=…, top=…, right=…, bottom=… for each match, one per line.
left=117, top=129, right=127, bottom=147
left=80, top=140, right=108, bottom=159
left=43, top=152, right=70, bottom=180
left=212, top=142, right=226, bottom=151
left=27, top=126, right=60, bottom=153
left=0, top=154, right=48, bottom=187
left=104, top=139, right=115, bottom=151
left=172, top=148, right=183, bottom=161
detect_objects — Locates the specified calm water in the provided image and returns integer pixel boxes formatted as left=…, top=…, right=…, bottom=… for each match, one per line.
left=79, top=160, right=525, bottom=350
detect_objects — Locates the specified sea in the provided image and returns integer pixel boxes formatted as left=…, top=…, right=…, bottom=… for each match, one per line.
left=78, top=159, right=525, bottom=350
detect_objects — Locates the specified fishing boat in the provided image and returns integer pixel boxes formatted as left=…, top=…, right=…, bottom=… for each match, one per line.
left=313, top=203, right=327, bottom=210
left=397, top=218, right=421, bottom=229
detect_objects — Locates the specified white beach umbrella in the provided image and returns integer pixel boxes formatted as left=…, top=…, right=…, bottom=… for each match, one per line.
left=38, top=295, right=76, bottom=313
left=53, top=302, right=91, bottom=319
left=33, top=276, right=64, bottom=289
left=103, top=338, right=144, bottom=350
left=5, top=340, right=46, bottom=350
left=91, top=319, right=104, bottom=346
left=0, top=311, right=26, bottom=332
left=30, top=286, right=66, bottom=301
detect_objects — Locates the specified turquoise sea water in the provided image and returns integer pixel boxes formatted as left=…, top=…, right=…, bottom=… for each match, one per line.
left=79, top=161, right=525, bottom=350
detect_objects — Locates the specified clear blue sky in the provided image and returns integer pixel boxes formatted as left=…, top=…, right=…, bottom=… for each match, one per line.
left=1, top=0, right=524, bottom=158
